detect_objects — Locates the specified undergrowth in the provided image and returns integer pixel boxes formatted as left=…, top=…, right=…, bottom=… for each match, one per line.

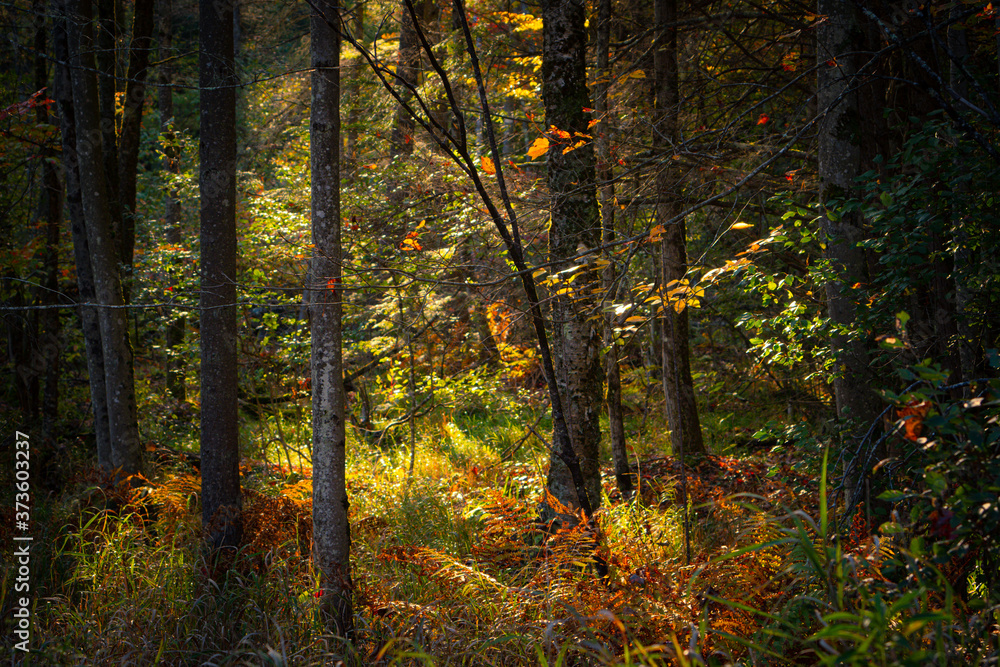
left=4, top=398, right=999, bottom=665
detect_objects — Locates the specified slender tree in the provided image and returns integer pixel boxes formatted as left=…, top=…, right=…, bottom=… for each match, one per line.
left=594, top=0, right=631, bottom=497
left=309, top=0, right=354, bottom=636
left=815, top=0, right=879, bottom=425
left=540, top=0, right=604, bottom=519
left=200, top=0, right=242, bottom=549
left=654, top=0, right=704, bottom=457
left=54, top=0, right=112, bottom=466
left=67, top=0, right=143, bottom=475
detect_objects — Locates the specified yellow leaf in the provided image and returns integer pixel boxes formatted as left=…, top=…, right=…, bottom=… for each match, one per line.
left=731, top=222, right=753, bottom=230
left=532, top=268, right=547, bottom=278
left=587, top=119, right=601, bottom=129
left=648, top=224, right=665, bottom=242
left=673, top=300, right=687, bottom=313
left=528, top=137, right=550, bottom=159
left=481, top=156, right=496, bottom=175
left=550, top=126, right=571, bottom=139
left=628, top=70, right=646, bottom=78
left=625, top=316, right=645, bottom=323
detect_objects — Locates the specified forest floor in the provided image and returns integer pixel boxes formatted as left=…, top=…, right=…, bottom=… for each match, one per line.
left=3, top=400, right=994, bottom=665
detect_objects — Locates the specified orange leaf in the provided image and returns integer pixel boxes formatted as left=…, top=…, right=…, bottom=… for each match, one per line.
left=896, top=400, right=931, bottom=441
left=528, top=137, right=550, bottom=159
left=480, top=155, right=496, bottom=175
left=757, top=114, right=770, bottom=125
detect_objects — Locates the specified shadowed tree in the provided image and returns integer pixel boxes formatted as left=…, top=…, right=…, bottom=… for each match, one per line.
left=199, top=0, right=242, bottom=549
left=655, top=0, right=704, bottom=458
left=67, top=0, right=143, bottom=475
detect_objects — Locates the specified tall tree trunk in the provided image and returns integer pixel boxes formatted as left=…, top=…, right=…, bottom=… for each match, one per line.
left=55, top=0, right=112, bottom=465
left=68, top=0, right=143, bottom=475
left=816, top=0, right=880, bottom=507
left=310, top=0, right=353, bottom=637
left=655, top=0, right=704, bottom=457
left=200, top=0, right=242, bottom=549
left=159, top=0, right=186, bottom=401
left=96, top=0, right=124, bottom=263
left=118, top=0, right=155, bottom=266
left=595, top=0, right=631, bottom=496
left=541, top=0, right=604, bottom=520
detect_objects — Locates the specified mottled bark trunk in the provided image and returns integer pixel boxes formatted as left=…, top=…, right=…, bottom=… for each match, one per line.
left=68, top=0, right=142, bottom=475
left=200, top=0, right=242, bottom=548
left=54, top=0, right=111, bottom=464
left=541, top=0, right=604, bottom=519
left=655, top=0, right=704, bottom=457
left=159, top=0, right=186, bottom=401
left=595, top=0, right=631, bottom=496
left=310, top=0, right=353, bottom=637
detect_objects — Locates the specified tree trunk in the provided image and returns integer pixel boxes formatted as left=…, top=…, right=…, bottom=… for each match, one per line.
left=54, top=0, right=112, bottom=465
left=68, top=0, right=143, bottom=475
left=816, top=0, right=880, bottom=508
left=595, top=0, right=631, bottom=497
left=118, top=0, right=155, bottom=267
left=541, top=0, right=604, bottom=519
left=310, top=0, right=353, bottom=637
left=159, top=0, right=186, bottom=402
left=200, top=0, right=242, bottom=549
left=655, top=0, right=705, bottom=457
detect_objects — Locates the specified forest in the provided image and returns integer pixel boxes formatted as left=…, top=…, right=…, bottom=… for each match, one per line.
left=1, top=0, right=999, bottom=663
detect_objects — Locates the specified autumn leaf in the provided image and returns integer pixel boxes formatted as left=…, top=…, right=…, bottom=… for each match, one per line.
left=757, top=114, right=770, bottom=125
left=731, top=222, right=753, bottom=230
left=648, top=224, right=665, bottom=242
left=480, top=156, right=496, bottom=175
left=549, top=125, right=571, bottom=139
left=528, top=137, right=550, bottom=159
left=896, top=400, right=931, bottom=442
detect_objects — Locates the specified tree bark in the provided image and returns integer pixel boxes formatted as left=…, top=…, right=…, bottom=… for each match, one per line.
left=816, top=0, right=878, bottom=421
left=68, top=0, right=143, bottom=475
left=655, top=0, right=705, bottom=457
left=310, top=0, right=354, bottom=637
left=118, top=0, right=155, bottom=267
left=816, top=0, right=880, bottom=509
left=541, top=0, right=604, bottom=519
left=55, top=0, right=112, bottom=465
left=595, top=0, right=631, bottom=497
left=200, top=0, right=242, bottom=549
